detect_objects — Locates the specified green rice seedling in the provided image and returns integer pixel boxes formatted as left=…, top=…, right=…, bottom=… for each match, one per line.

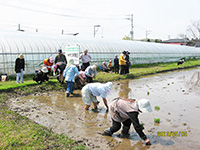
left=154, top=118, right=160, bottom=123
left=155, top=106, right=160, bottom=111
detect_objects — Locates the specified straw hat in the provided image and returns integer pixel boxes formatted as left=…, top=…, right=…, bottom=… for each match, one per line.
left=18, top=53, right=24, bottom=59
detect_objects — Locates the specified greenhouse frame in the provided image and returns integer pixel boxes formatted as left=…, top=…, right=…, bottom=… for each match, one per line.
left=1, top=30, right=200, bottom=75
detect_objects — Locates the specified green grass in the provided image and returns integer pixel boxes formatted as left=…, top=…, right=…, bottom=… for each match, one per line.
left=0, top=83, right=86, bottom=150
left=96, top=59, right=200, bottom=82
left=0, top=58, right=200, bottom=149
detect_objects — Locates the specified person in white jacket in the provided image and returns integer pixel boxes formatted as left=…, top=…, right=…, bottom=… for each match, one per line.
left=81, top=82, right=112, bottom=110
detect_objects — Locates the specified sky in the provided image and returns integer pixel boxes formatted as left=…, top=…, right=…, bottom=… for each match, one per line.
left=0, top=0, right=199, bottom=40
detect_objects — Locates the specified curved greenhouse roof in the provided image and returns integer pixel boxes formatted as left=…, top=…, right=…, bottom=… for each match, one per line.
left=0, top=30, right=200, bottom=75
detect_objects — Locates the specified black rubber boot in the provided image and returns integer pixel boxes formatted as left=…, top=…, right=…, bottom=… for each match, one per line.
left=121, top=126, right=130, bottom=138
left=102, top=128, right=112, bottom=136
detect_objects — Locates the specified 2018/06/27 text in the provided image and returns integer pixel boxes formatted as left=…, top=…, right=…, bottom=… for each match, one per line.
left=157, top=131, right=187, bottom=137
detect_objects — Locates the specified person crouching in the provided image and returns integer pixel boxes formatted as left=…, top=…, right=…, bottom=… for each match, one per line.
left=63, top=59, right=84, bottom=97
left=103, top=97, right=152, bottom=145
left=81, top=82, right=112, bottom=111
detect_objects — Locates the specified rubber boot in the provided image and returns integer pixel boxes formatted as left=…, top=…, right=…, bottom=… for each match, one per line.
left=103, top=128, right=112, bottom=136
left=121, top=126, right=130, bottom=138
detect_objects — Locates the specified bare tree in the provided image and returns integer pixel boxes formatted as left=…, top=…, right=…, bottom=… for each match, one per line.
left=186, top=20, right=200, bottom=40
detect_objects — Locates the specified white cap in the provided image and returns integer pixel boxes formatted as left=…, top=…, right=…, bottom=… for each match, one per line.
left=137, top=99, right=152, bottom=113
left=41, top=67, right=48, bottom=73
left=91, top=65, right=96, bottom=71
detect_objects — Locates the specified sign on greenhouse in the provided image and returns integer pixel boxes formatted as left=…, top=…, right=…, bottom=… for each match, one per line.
left=65, top=45, right=80, bottom=65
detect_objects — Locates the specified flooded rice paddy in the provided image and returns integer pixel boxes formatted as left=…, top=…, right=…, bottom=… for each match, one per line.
left=8, top=68, right=200, bottom=150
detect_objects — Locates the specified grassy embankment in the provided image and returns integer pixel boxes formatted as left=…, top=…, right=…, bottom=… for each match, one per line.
left=0, top=82, right=86, bottom=150
left=0, top=59, right=200, bottom=149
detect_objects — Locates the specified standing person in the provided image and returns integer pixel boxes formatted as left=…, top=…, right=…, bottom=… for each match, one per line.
left=79, top=49, right=92, bottom=71
left=63, top=59, right=84, bottom=97
left=119, top=51, right=127, bottom=75
left=114, top=55, right=119, bottom=74
left=85, top=65, right=97, bottom=83
left=43, top=56, right=54, bottom=75
left=15, top=53, right=25, bottom=83
left=125, top=51, right=130, bottom=74
left=81, top=82, right=112, bottom=110
left=102, top=97, right=152, bottom=145
left=55, top=49, right=67, bottom=64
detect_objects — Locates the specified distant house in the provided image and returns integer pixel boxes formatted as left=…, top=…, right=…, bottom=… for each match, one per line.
left=163, top=39, right=189, bottom=45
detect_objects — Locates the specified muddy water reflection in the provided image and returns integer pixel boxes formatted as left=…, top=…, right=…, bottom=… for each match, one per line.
left=8, top=68, right=200, bottom=150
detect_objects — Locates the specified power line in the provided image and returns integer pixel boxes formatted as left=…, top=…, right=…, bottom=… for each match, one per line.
left=0, top=2, right=126, bottom=20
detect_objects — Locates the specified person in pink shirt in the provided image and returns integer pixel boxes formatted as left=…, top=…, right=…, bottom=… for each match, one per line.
left=103, top=97, right=152, bottom=145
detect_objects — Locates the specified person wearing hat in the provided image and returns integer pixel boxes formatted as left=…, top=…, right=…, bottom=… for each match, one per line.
left=125, top=51, right=130, bottom=74
left=84, top=65, right=97, bottom=83
left=43, top=56, right=54, bottom=75
left=102, top=62, right=111, bottom=72
left=63, top=59, right=84, bottom=97
left=81, top=82, right=112, bottom=110
left=33, top=67, right=49, bottom=83
left=108, top=60, right=114, bottom=72
left=55, top=49, right=67, bottom=64
left=79, top=49, right=92, bottom=71
left=103, top=97, right=152, bottom=145
left=15, top=53, right=25, bottom=83
left=119, top=51, right=127, bottom=75
left=114, top=55, right=119, bottom=74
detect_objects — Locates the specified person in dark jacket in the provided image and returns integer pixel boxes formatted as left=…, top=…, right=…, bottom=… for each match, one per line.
left=33, top=67, right=49, bottom=84
left=114, top=55, right=119, bottom=74
left=55, top=49, right=67, bottom=64
left=15, top=53, right=25, bottom=83
left=125, top=51, right=130, bottom=74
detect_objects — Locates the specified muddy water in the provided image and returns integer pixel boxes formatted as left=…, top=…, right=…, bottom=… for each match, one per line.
left=8, top=68, right=200, bottom=150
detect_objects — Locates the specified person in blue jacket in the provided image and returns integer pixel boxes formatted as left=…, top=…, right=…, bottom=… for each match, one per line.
left=63, top=59, right=84, bottom=97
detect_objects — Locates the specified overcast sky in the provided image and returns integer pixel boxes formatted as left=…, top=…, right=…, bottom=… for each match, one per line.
left=0, top=0, right=199, bottom=40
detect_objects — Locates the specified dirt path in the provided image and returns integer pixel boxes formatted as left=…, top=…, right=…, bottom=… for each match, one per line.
left=7, top=68, right=200, bottom=150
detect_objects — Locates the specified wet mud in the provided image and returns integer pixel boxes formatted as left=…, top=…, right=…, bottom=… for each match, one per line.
left=7, top=68, right=200, bottom=150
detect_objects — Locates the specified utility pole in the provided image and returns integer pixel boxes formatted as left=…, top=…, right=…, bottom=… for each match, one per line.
left=125, top=14, right=134, bottom=40
left=146, top=30, right=151, bottom=40
left=94, top=25, right=101, bottom=37
left=130, top=14, right=133, bottom=40
left=17, top=24, right=24, bottom=32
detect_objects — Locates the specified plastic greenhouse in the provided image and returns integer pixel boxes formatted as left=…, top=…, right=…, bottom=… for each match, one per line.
left=1, top=30, right=200, bottom=75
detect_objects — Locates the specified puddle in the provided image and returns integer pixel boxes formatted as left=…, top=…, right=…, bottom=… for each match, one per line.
left=8, top=68, right=200, bottom=150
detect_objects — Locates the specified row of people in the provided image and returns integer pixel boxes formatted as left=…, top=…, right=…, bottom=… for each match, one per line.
left=101, top=51, right=131, bottom=75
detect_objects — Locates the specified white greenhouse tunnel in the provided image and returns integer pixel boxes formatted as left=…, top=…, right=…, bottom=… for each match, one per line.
left=0, top=30, right=200, bottom=75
